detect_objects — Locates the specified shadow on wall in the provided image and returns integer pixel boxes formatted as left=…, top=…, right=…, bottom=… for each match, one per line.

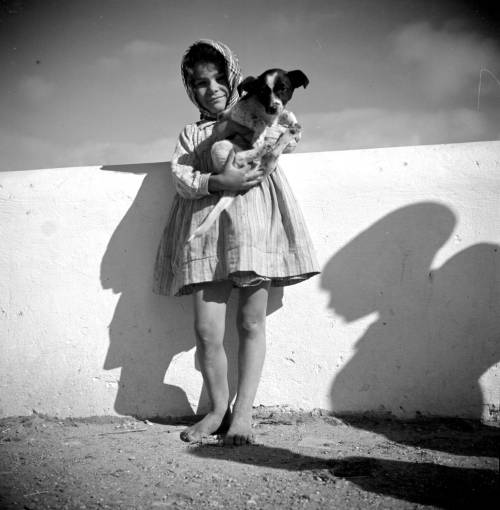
left=321, top=202, right=500, bottom=423
left=99, top=162, right=283, bottom=419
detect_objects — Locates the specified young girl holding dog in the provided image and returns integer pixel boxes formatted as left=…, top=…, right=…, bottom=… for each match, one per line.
left=154, top=40, right=319, bottom=446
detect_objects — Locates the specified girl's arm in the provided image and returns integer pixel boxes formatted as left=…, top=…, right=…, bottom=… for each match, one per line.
left=171, top=124, right=263, bottom=198
left=171, top=125, right=212, bottom=199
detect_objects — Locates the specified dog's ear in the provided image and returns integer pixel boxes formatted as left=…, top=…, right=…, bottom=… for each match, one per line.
left=237, top=76, right=257, bottom=96
left=287, top=70, right=309, bottom=89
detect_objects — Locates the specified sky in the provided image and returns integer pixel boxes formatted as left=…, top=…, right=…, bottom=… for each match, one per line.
left=1, top=0, right=499, bottom=171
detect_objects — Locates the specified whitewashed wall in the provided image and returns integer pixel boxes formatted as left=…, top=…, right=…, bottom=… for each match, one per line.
left=1, top=141, right=499, bottom=421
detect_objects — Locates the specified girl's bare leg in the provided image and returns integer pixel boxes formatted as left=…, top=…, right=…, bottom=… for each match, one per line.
left=180, top=281, right=233, bottom=442
left=225, top=281, right=270, bottom=446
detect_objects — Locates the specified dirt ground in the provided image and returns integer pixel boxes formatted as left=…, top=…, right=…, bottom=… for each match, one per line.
left=0, top=409, right=498, bottom=510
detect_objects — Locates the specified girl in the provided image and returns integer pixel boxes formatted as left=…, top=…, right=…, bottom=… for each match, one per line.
left=154, top=40, right=319, bottom=446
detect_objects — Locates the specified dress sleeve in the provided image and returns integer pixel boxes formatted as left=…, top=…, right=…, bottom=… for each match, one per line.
left=171, top=124, right=212, bottom=199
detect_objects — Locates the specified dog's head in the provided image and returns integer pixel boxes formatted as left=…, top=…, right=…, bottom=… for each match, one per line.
left=237, top=69, right=309, bottom=116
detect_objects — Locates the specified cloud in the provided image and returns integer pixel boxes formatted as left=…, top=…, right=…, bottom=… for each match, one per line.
left=90, top=40, right=173, bottom=75
left=1, top=106, right=496, bottom=171
left=90, top=40, right=176, bottom=87
left=94, top=56, right=121, bottom=72
left=65, top=137, right=177, bottom=167
left=19, top=76, right=54, bottom=105
left=295, top=22, right=500, bottom=153
left=122, top=39, right=171, bottom=58
left=0, top=128, right=176, bottom=171
left=391, top=21, right=500, bottom=103
left=298, top=107, right=496, bottom=153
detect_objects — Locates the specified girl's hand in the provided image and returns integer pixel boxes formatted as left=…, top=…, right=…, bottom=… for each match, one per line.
left=209, top=151, right=264, bottom=192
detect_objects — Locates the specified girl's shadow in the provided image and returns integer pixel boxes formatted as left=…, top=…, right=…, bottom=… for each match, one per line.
left=189, top=444, right=497, bottom=509
left=99, top=162, right=283, bottom=418
left=321, top=202, right=500, bottom=452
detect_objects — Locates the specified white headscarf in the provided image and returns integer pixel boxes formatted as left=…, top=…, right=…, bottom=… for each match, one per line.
left=181, top=39, right=243, bottom=120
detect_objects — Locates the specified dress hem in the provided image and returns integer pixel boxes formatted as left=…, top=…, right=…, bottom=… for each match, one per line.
left=153, top=270, right=320, bottom=297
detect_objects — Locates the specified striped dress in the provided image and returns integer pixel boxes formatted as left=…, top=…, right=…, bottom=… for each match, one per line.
left=153, top=119, right=320, bottom=296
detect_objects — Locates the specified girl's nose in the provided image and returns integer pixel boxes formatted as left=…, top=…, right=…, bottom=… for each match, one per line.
left=208, top=78, right=219, bottom=92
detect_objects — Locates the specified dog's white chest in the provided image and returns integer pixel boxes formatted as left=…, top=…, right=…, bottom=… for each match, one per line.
left=229, top=102, right=269, bottom=142
left=228, top=100, right=296, bottom=147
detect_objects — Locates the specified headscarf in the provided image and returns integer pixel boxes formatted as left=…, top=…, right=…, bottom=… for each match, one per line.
left=181, top=39, right=243, bottom=121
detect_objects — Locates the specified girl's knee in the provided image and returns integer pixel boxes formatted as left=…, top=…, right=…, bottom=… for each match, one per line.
left=238, top=313, right=266, bottom=337
left=194, top=318, right=224, bottom=346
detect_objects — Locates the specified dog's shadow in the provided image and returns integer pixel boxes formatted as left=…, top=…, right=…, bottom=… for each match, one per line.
left=99, top=161, right=283, bottom=418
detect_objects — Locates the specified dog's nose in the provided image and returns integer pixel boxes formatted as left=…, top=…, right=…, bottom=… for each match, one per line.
left=267, top=105, right=278, bottom=114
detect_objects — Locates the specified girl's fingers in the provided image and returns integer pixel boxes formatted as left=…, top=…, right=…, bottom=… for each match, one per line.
left=224, top=149, right=236, bottom=168
left=249, top=170, right=265, bottom=180
left=244, top=180, right=260, bottom=189
left=244, top=173, right=265, bottom=188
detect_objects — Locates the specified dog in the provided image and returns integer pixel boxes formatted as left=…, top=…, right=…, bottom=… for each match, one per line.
left=187, top=68, right=309, bottom=242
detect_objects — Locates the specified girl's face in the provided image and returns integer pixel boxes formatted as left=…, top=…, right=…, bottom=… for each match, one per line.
left=192, top=62, right=229, bottom=114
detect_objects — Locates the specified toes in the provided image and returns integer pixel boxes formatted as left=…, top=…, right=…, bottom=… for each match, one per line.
left=223, top=433, right=239, bottom=447
left=223, top=434, right=234, bottom=447
left=180, top=429, right=202, bottom=443
left=223, top=433, right=255, bottom=446
left=179, top=429, right=193, bottom=442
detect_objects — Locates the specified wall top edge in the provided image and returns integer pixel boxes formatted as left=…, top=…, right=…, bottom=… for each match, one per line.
left=1, top=140, right=499, bottom=174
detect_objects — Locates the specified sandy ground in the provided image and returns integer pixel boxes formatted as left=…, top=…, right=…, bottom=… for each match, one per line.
left=0, top=410, right=498, bottom=509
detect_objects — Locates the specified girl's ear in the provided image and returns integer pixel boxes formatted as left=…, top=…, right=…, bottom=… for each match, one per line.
left=237, top=76, right=257, bottom=96
left=287, top=70, right=309, bottom=89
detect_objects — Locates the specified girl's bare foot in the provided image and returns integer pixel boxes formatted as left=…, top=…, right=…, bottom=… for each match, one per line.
left=223, top=415, right=255, bottom=446
left=180, top=409, right=230, bottom=443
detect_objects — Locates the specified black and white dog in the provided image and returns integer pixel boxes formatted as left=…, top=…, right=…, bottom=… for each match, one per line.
left=188, top=68, right=309, bottom=242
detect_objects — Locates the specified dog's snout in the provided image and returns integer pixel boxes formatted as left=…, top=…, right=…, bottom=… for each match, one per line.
left=267, top=105, right=278, bottom=114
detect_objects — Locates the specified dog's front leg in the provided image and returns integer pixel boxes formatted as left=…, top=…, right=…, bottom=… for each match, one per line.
left=233, top=144, right=268, bottom=167
left=258, top=128, right=297, bottom=174
left=270, top=128, right=297, bottom=157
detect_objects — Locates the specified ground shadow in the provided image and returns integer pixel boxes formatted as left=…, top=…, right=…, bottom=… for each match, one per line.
left=100, top=161, right=283, bottom=418
left=320, top=202, right=500, bottom=453
left=189, top=444, right=498, bottom=509
left=328, top=456, right=498, bottom=509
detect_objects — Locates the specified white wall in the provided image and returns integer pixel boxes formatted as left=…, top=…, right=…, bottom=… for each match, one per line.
left=1, top=141, right=499, bottom=421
